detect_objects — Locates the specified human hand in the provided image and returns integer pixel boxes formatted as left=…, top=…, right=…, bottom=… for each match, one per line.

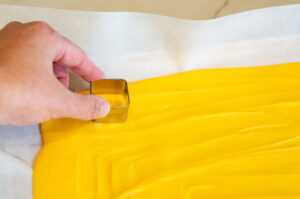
left=0, top=21, right=110, bottom=125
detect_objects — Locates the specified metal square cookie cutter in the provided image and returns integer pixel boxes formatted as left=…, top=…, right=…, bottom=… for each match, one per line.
left=90, top=79, right=130, bottom=123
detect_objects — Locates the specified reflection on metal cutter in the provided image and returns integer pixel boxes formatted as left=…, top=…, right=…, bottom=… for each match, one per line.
left=90, top=79, right=130, bottom=123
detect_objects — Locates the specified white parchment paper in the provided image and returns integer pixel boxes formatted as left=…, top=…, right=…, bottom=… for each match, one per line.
left=0, top=3, right=300, bottom=199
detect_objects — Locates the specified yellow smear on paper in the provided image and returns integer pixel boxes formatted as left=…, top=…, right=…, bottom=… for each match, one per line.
left=34, top=63, right=300, bottom=199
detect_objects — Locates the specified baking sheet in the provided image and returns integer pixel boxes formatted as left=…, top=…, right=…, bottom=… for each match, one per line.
left=0, top=3, right=300, bottom=199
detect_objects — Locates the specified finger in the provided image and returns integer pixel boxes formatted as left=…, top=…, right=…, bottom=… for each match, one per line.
left=1, top=21, right=22, bottom=31
left=53, top=63, right=69, bottom=88
left=54, top=35, right=104, bottom=82
left=56, top=91, right=110, bottom=120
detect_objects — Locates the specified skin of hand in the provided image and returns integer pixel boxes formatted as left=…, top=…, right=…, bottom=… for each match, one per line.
left=0, top=21, right=110, bottom=125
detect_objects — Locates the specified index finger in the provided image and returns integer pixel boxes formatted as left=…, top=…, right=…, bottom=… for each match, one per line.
left=54, top=35, right=104, bottom=82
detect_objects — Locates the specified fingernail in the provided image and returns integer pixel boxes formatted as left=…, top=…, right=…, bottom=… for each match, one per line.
left=98, top=97, right=110, bottom=117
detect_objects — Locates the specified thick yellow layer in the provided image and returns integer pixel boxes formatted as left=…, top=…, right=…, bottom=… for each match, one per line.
left=34, top=63, right=300, bottom=199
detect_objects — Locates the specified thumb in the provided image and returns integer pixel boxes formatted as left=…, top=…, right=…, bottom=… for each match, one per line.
left=58, top=92, right=110, bottom=120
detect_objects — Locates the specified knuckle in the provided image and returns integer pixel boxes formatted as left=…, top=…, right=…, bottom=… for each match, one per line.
left=29, top=21, right=50, bottom=30
left=28, top=21, right=55, bottom=36
left=7, top=21, right=21, bottom=27
left=2, top=21, right=21, bottom=30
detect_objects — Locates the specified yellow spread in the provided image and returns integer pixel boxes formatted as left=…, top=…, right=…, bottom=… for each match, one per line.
left=34, top=63, right=300, bottom=199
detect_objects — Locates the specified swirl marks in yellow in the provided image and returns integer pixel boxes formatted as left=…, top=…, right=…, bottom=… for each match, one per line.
left=34, top=63, right=300, bottom=199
